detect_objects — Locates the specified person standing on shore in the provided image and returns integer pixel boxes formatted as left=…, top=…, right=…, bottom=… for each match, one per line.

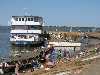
left=80, top=36, right=84, bottom=43
left=98, top=29, right=100, bottom=33
left=64, top=50, right=67, bottom=57
left=79, top=30, right=81, bottom=33
left=0, top=61, right=4, bottom=74
left=88, top=38, right=90, bottom=44
left=15, top=62, right=19, bottom=75
left=30, top=58, right=34, bottom=72
left=74, top=35, right=77, bottom=41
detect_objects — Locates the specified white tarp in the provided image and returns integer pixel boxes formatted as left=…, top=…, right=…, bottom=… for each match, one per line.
left=49, top=42, right=82, bottom=46
left=56, top=72, right=71, bottom=75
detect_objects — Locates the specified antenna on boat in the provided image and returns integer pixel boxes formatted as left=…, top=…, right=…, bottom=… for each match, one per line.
left=70, top=16, right=73, bottom=32
left=23, top=8, right=28, bottom=16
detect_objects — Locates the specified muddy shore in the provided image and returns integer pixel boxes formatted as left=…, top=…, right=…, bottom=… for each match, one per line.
left=1, top=32, right=100, bottom=75
left=2, top=48, right=47, bottom=61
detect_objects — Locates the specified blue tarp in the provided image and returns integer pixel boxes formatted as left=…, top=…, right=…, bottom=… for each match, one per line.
left=49, top=50, right=76, bottom=60
left=92, top=29, right=97, bottom=32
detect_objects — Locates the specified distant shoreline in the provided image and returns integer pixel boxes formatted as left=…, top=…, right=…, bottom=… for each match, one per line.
left=0, top=25, right=97, bottom=28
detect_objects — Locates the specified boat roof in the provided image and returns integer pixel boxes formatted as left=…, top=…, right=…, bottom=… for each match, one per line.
left=12, top=16, right=42, bottom=18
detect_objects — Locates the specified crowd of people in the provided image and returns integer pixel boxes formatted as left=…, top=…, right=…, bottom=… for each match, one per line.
left=0, top=46, right=55, bottom=75
left=0, top=44, right=78, bottom=75
left=0, top=44, right=100, bottom=75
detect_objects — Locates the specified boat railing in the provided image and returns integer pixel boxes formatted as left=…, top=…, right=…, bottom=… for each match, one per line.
left=10, top=30, right=42, bottom=34
left=11, top=21, right=41, bottom=25
left=10, top=37, right=40, bottom=41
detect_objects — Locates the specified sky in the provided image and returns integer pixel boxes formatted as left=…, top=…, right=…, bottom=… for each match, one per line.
left=0, top=0, right=100, bottom=27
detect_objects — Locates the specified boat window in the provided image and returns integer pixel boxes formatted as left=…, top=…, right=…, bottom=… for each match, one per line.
left=29, top=36, right=32, bottom=38
left=31, top=26, right=34, bottom=28
left=19, top=18, right=21, bottom=21
left=12, top=26, right=15, bottom=29
left=34, top=26, right=37, bottom=29
left=28, top=18, right=30, bottom=21
left=16, top=18, right=18, bottom=21
left=11, top=36, right=14, bottom=38
left=39, top=26, right=42, bottom=30
left=34, top=17, right=38, bottom=22
left=28, top=26, right=30, bottom=29
left=31, top=18, right=33, bottom=21
left=22, top=18, right=24, bottom=21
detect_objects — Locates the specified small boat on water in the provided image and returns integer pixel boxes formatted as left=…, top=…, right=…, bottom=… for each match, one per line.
left=8, top=8, right=45, bottom=46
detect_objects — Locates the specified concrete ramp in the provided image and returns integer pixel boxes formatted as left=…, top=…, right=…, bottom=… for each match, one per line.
left=49, top=42, right=82, bottom=47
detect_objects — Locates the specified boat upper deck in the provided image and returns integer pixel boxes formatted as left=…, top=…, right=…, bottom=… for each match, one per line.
left=12, top=16, right=42, bottom=18
left=8, top=15, right=44, bottom=26
left=11, top=15, right=43, bottom=21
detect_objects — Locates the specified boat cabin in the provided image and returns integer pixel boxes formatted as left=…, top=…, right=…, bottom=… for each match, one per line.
left=9, top=16, right=44, bottom=30
left=11, top=16, right=43, bottom=22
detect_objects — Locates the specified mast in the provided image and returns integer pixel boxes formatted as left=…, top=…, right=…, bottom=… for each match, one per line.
left=23, top=8, right=28, bottom=27
left=23, top=8, right=28, bottom=16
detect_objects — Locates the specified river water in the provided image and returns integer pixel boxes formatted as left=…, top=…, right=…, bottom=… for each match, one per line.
left=0, top=26, right=99, bottom=59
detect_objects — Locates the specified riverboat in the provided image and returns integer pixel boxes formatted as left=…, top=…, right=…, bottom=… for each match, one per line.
left=8, top=8, right=45, bottom=47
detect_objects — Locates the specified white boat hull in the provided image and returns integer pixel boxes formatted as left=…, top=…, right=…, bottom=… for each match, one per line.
left=11, top=41, right=44, bottom=47
left=11, top=41, right=43, bottom=44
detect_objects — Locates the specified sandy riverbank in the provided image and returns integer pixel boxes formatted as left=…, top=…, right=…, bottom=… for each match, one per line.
left=77, top=58, right=100, bottom=75
left=49, top=31, right=100, bottom=39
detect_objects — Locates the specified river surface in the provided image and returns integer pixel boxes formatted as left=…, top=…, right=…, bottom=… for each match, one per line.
left=0, top=26, right=99, bottom=59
